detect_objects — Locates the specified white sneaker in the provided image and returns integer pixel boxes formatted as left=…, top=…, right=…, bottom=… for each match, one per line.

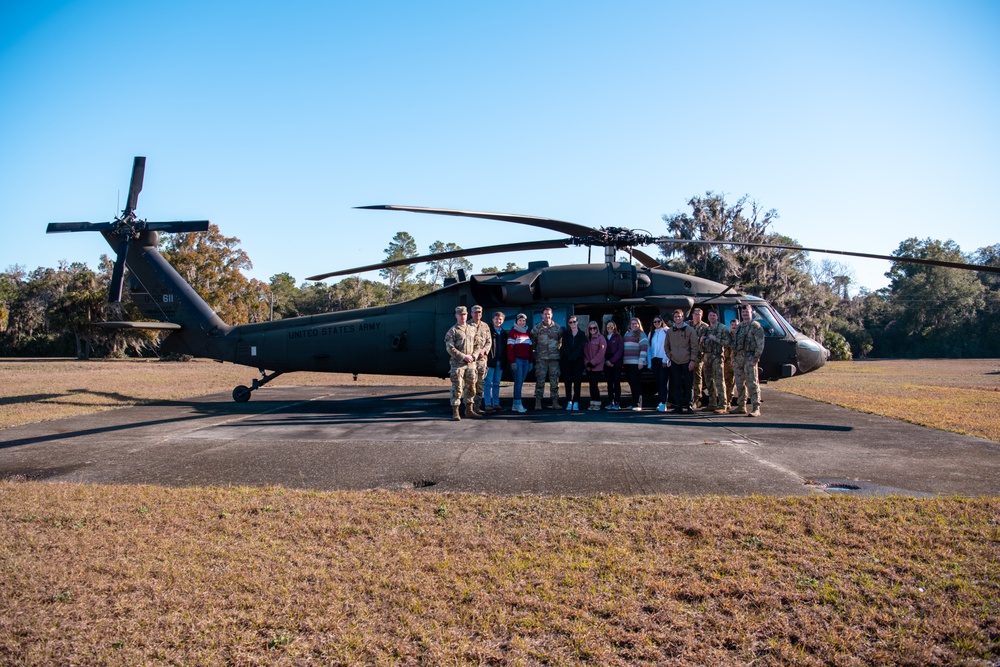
left=632, top=404, right=642, bottom=411
left=656, top=403, right=666, bottom=412
left=573, top=402, right=580, bottom=411
left=565, top=402, right=572, bottom=411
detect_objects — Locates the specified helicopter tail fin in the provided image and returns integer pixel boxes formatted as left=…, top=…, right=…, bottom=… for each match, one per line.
left=117, top=229, right=234, bottom=357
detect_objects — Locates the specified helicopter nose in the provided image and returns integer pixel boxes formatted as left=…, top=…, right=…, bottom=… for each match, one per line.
left=796, top=336, right=829, bottom=374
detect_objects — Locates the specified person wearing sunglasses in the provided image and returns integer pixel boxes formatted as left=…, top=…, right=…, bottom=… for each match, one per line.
left=648, top=314, right=671, bottom=412
left=560, top=316, right=586, bottom=411
left=583, top=320, right=607, bottom=410
left=603, top=321, right=624, bottom=410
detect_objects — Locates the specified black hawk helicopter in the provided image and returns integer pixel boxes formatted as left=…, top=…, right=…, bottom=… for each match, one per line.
left=48, top=157, right=1000, bottom=402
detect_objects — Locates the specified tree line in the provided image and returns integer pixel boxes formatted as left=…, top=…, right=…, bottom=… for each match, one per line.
left=3, top=193, right=997, bottom=360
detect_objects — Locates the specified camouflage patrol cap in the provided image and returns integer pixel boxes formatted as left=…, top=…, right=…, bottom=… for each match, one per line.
left=471, top=305, right=483, bottom=313
left=455, top=306, right=468, bottom=314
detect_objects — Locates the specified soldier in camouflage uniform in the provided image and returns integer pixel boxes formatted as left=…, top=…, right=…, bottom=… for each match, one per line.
left=724, top=318, right=738, bottom=404
left=700, top=309, right=730, bottom=414
left=530, top=307, right=563, bottom=410
left=444, top=306, right=480, bottom=421
left=730, top=304, right=765, bottom=417
left=689, top=308, right=709, bottom=408
left=468, top=305, right=492, bottom=414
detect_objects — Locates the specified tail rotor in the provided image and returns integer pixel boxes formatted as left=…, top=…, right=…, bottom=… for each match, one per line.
left=47, top=156, right=210, bottom=303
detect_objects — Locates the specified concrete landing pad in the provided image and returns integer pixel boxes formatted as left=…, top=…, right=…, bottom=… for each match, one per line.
left=2, top=385, right=998, bottom=496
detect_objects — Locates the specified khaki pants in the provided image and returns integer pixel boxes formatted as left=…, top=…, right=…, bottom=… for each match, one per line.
left=474, top=360, right=488, bottom=407
left=732, top=352, right=760, bottom=408
left=534, top=358, right=561, bottom=399
left=450, top=364, right=476, bottom=407
left=692, top=357, right=706, bottom=403
left=704, top=353, right=727, bottom=408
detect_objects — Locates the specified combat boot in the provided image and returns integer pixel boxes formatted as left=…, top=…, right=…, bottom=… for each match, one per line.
left=451, top=405, right=461, bottom=421
left=730, top=404, right=747, bottom=415
left=748, top=404, right=761, bottom=417
left=465, top=403, right=482, bottom=419
left=534, top=398, right=543, bottom=411
left=551, top=397, right=562, bottom=410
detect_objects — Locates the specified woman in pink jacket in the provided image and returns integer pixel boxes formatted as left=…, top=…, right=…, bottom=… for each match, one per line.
left=583, top=320, right=608, bottom=410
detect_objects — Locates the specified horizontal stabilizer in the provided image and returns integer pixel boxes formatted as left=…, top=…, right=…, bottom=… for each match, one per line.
left=95, top=321, right=182, bottom=330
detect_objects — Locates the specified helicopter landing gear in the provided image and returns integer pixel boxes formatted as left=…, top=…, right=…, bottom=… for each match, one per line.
left=232, top=369, right=284, bottom=402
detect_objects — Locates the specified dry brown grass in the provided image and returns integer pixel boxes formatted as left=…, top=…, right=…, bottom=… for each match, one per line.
left=775, top=359, right=1000, bottom=443
left=0, top=358, right=448, bottom=430
left=2, top=482, right=998, bottom=666
left=3, top=358, right=999, bottom=664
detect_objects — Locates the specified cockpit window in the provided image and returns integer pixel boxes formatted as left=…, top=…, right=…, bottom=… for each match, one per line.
left=773, top=309, right=797, bottom=335
left=752, top=305, right=786, bottom=337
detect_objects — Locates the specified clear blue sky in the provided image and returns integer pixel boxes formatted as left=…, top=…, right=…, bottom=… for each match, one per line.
left=2, top=0, right=997, bottom=295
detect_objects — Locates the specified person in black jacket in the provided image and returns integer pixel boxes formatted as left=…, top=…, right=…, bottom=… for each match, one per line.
left=560, top=316, right=587, bottom=411
left=484, top=311, right=508, bottom=412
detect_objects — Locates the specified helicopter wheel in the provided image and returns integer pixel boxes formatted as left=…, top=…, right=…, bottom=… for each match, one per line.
left=232, top=385, right=252, bottom=403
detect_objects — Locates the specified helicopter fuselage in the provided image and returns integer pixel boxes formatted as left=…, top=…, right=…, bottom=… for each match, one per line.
left=203, top=261, right=827, bottom=383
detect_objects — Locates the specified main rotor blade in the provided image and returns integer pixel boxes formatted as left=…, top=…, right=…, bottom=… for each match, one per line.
left=307, top=238, right=570, bottom=281
left=124, top=156, right=145, bottom=215
left=47, top=221, right=112, bottom=233
left=629, top=248, right=660, bottom=269
left=357, top=205, right=599, bottom=237
left=359, top=205, right=665, bottom=268
left=145, top=220, right=210, bottom=233
left=654, top=238, right=1000, bottom=274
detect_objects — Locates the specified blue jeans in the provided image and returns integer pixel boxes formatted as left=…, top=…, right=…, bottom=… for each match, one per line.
left=512, top=358, right=532, bottom=400
left=485, top=362, right=503, bottom=407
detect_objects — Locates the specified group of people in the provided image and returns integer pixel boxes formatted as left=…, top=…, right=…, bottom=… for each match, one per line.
left=444, top=304, right=765, bottom=421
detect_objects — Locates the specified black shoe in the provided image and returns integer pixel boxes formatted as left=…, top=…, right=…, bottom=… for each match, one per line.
left=684, top=407, right=695, bottom=414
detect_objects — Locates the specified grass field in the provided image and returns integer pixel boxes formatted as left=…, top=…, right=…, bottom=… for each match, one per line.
left=776, top=359, right=1000, bottom=444
left=1, top=358, right=999, bottom=665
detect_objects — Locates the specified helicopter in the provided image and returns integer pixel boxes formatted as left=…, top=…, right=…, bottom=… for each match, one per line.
left=47, top=157, right=1000, bottom=403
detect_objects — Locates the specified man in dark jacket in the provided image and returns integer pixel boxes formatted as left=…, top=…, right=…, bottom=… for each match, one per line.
left=665, top=309, right=699, bottom=413
left=484, top=311, right=508, bottom=412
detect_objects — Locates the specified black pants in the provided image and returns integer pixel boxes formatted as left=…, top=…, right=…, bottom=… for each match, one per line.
left=651, top=358, right=670, bottom=405
left=606, top=365, right=622, bottom=404
left=624, top=364, right=643, bottom=408
left=669, top=362, right=694, bottom=409
left=562, top=360, right=584, bottom=402
left=587, top=369, right=602, bottom=402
